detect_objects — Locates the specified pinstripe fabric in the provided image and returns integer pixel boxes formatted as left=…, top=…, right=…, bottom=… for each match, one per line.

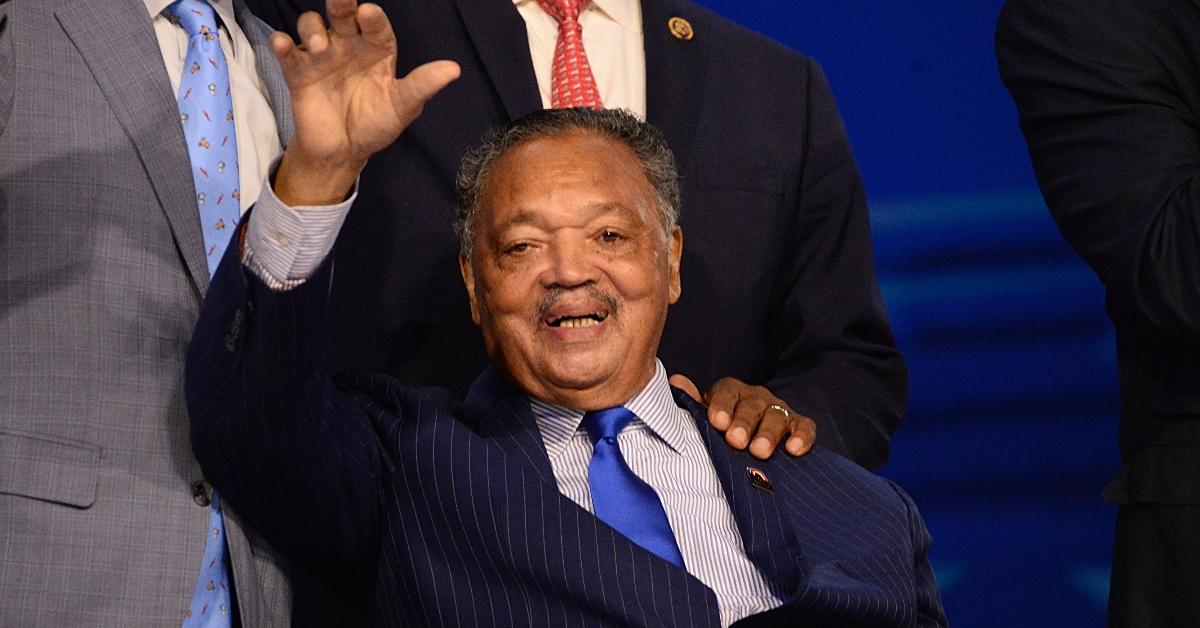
left=0, top=1, right=291, bottom=625
left=531, top=361, right=784, bottom=626
left=187, top=252, right=947, bottom=627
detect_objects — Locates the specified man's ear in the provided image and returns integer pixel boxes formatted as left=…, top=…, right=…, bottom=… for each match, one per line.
left=458, top=253, right=482, bottom=325
left=667, top=226, right=683, bottom=304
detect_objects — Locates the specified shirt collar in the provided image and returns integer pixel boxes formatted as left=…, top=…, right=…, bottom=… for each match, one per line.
left=529, top=359, right=692, bottom=463
left=513, top=0, right=642, bottom=35
left=146, top=0, right=241, bottom=53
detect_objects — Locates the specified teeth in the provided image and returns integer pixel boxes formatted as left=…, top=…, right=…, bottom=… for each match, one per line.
left=548, top=312, right=607, bottom=327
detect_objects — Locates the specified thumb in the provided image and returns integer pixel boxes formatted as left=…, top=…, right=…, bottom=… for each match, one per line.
left=668, top=373, right=703, bottom=403
left=390, top=60, right=462, bottom=124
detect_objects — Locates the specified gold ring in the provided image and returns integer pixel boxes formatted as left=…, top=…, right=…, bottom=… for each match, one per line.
left=765, top=404, right=790, bottom=419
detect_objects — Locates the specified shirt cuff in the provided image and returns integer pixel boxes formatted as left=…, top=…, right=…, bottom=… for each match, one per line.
left=242, top=170, right=357, bottom=291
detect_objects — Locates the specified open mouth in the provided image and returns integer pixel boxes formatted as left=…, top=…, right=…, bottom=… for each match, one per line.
left=545, top=312, right=609, bottom=328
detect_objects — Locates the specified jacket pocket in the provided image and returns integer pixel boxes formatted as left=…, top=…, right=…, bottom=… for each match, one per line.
left=0, top=429, right=100, bottom=508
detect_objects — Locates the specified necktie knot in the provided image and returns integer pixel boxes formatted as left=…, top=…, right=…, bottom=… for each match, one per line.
left=536, top=0, right=588, bottom=24
left=168, top=0, right=220, bottom=41
left=581, top=407, right=636, bottom=445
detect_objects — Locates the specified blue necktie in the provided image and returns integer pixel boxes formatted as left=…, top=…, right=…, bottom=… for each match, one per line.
left=171, top=0, right=241, bottom=277
left=170, top=1, right=236, bottom=625
left=582, top=407, right=686, bottom=568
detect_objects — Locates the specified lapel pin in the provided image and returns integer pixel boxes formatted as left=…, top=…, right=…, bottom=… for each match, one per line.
left=668, top=16, right=694, bottom=41
left=746, top=466, right=774, bottom=494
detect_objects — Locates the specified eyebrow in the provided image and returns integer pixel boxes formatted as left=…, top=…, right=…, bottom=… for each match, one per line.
left=494, top=202, right=642, bottom=231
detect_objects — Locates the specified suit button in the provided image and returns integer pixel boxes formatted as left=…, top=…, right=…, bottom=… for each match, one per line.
left=192, top=480, right=213, bottom=507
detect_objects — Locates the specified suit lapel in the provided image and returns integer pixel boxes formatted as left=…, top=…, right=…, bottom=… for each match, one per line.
left=56, top=0, right=211, bottom=296
left=467, top=371, right=721, bottom=622
left=642, top=0, right=708, bottom=173
left=466, top=367, right=556, bottom=482
left=235, top=0, right=294, bottom=145
left=672, top=388, right=804, bottom=598
left=451, top=0, right=543, bottom=122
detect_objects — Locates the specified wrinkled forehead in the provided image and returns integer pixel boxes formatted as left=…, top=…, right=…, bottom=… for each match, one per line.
left=477, top=131, right=657, bottom=225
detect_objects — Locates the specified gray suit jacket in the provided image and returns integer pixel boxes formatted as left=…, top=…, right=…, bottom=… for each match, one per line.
left=0, top=0, right=293, bottom=624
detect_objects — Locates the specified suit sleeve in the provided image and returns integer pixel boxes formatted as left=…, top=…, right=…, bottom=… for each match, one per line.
left=885, top=481, right=948, bottom=627
left=186, top=234, right=384, bottom=579
left=997, top=0, right=1200, bottom=343
left=767, top=59, right=907, bottom=469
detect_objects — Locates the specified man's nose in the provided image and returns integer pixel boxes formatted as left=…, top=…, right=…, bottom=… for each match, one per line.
left=541, top=241, right=598, bottom=288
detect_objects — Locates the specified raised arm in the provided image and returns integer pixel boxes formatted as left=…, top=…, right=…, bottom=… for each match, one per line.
left=187, top=0, right=457, bottom=577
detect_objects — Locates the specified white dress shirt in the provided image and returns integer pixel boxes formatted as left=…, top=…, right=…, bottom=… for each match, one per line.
left=514, top=0, right=647, bottom=117
left=530, top=360, right=784, bottom=627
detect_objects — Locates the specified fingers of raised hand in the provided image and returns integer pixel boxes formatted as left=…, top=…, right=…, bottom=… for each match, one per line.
left=353, top=2, right=396, bottom=49
left=296, top=10, right=330, bottom=54
left=269, top=31, right=296, bottom=63
left=388, top=60, right=461, bottom=126
left=325, top=0, right=361, bottom=39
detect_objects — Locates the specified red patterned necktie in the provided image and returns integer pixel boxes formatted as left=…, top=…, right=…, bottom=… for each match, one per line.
left=535, top=0, right=604, bottom=108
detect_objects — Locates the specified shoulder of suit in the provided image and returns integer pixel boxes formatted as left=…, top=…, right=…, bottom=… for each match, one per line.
left=235, top=2, right=275, bottom=42
left=664, top=0, right=813, bottom=67
left=774, top=446, right=916, bottom=509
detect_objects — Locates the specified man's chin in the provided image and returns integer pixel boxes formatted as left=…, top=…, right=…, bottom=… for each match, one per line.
left=525, top=365, right=627, bottom=408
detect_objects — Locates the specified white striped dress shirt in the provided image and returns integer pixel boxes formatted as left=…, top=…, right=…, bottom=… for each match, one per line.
left=530, top=360, right=785, bottom=627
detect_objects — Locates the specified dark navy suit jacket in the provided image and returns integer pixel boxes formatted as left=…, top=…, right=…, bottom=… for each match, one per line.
left=244, top=0, right=907, bottom=469
left=186, top=249, right=945, bottom=626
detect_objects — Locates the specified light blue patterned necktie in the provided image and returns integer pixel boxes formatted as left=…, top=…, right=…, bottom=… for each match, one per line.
left=170, top=1, right=236, bottom=625
left=582, top=407, right=686, bottom=568
left=172, top=0, right=241, bottom=277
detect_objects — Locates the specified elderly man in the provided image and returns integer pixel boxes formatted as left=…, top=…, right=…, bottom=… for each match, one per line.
left=187, top=7, right=944, bottom=625
left=245, top=0, right=905, bottom=470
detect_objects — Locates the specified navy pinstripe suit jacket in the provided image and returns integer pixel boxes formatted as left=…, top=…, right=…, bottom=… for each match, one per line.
left=186, top=252, right=946, bottom=627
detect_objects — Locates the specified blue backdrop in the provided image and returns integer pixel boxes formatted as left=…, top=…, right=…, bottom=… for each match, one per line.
left=693, top=1, right=1118, bottom=624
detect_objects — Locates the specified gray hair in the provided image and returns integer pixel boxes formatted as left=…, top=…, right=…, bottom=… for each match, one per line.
left=454, top=108, right=681, bottom=258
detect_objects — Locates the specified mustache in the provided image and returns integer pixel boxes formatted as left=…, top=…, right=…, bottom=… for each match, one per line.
left=535, top=285, right=620, bottom=322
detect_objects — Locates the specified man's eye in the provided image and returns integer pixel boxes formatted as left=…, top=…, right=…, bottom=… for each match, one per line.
left=505, top=242, right=531, bottom=255
left=600, top=230, right=624, bottom=243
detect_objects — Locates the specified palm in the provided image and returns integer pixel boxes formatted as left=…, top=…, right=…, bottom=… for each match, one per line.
left=273, top=0, right=460, bottom=169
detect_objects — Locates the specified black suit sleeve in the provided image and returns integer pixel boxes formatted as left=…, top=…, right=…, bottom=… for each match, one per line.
left=186, top=241, right=384, bottom=580
left=997, top=0, right=1200, bottom=343
left=767, top=59, right=907, bottom=469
